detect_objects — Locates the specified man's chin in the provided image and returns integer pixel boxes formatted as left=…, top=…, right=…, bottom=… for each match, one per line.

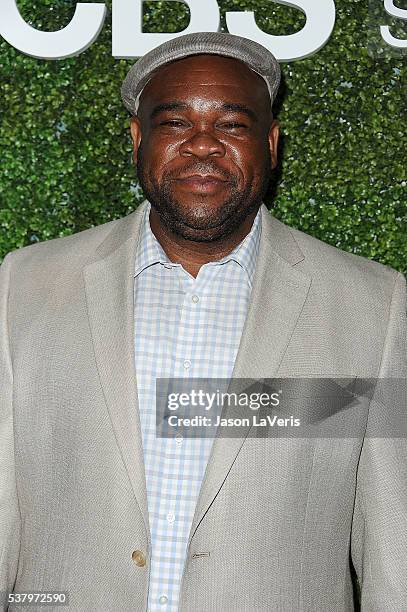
left=156, top=196, right=237, bottom=231
left=145, top=181, right=257, bottom=241
left=167, top=224, right=233, bottom=243
left=161, top=208, right=247, bottom=243
left=174, top=210, right=233, bottom=232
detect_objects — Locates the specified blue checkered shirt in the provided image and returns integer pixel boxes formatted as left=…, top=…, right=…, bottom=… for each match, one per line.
left=133, top=201, right=262, bottom=611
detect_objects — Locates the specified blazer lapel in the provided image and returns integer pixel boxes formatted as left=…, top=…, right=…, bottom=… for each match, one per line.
left=83, top=201, right=150, bottom=539
left=187, top=204, right=312, bottom=545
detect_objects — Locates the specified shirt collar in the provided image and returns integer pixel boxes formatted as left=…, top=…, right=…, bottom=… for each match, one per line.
left=134, top=201, right=262, bottom=288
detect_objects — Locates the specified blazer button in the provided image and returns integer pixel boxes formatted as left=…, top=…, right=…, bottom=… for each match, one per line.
left=132, top=549, right=146, bottom=567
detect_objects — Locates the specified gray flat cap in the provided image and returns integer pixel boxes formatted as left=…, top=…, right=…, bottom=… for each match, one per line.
left=121, top=32, right=281, bottom=115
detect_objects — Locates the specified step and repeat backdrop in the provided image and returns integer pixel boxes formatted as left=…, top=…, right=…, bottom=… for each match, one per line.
left=0, top=0, right=406, bottom=272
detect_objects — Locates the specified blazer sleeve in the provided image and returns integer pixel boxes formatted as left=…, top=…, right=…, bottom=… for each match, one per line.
left=0, top=252, right=22, bottom=610
left=351, top=270, right=407, bottom=611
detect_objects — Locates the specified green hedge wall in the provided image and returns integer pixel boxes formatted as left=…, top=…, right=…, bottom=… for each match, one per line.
left=1, top=0, right=406, bottom=273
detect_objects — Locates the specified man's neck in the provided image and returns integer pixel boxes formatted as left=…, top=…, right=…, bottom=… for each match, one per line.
left=149, top=206, right=259, bottom=278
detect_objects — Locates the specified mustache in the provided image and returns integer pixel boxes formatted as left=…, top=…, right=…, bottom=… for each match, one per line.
left=163, top=162, right=238, bottom=184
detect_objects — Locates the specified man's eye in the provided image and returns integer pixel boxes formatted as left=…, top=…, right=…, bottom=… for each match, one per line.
left=219, top=123, right=247, bottom=130
left=160, top=120, right=185, bottom=127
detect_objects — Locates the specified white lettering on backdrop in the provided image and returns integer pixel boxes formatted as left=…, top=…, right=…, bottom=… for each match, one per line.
left=0, top=1, right=404, bottom=60
left=0, top=0, right=336, bottom=60
left=381, top=0, right=407, bottom=49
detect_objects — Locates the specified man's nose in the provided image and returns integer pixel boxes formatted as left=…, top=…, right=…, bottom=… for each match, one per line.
left=179, top=130, right=226, bottom=159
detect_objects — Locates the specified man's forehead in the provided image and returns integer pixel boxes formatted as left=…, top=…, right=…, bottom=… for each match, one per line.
left=139, top=54, right=270, bottom=110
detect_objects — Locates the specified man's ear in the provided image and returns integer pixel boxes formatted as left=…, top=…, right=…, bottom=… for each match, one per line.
left=268, top=119, right=280, bottom=170
left=130, top=116, right=142, bottom=165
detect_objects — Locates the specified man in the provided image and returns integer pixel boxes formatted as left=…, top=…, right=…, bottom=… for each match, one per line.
left=0, top=31, right=406, bottom=612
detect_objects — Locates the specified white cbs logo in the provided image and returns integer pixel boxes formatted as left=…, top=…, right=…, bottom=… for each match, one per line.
left=0, top=0, right=406, bottom=61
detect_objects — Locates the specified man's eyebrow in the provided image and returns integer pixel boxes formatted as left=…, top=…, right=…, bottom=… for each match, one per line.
left=150, top=102, right=188, bottom=119
left=221, top=103, right=258, bottom=122
left=150, top=101, right=259, bottom=122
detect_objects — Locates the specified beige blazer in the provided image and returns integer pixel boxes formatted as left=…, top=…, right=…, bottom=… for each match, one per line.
left=1, top=200, right=406, bottom=611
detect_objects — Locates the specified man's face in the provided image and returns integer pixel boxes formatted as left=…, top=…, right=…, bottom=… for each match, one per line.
left=130, top=54, right=279, bottom=242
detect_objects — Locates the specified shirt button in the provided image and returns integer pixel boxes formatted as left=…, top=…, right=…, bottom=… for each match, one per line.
left=132, top=549, right=146, bottom=567
left=175, top=433, right=183, bottom=445
left=159, top=595, right=168, bottom=605
left=191, top=294, right=199, bottom=303
left=166, top=512, right=175, bottom=524
left=183, top=359, right=191, bottom=370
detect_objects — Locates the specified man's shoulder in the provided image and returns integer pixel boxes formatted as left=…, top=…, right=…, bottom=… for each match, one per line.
left=1, top=210, right=135, bottom=272
left=275, top=214, right=403, bottom=286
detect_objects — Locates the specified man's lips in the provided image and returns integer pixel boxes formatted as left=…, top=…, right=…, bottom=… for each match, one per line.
left=173, top=174, right=230, bottom=193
